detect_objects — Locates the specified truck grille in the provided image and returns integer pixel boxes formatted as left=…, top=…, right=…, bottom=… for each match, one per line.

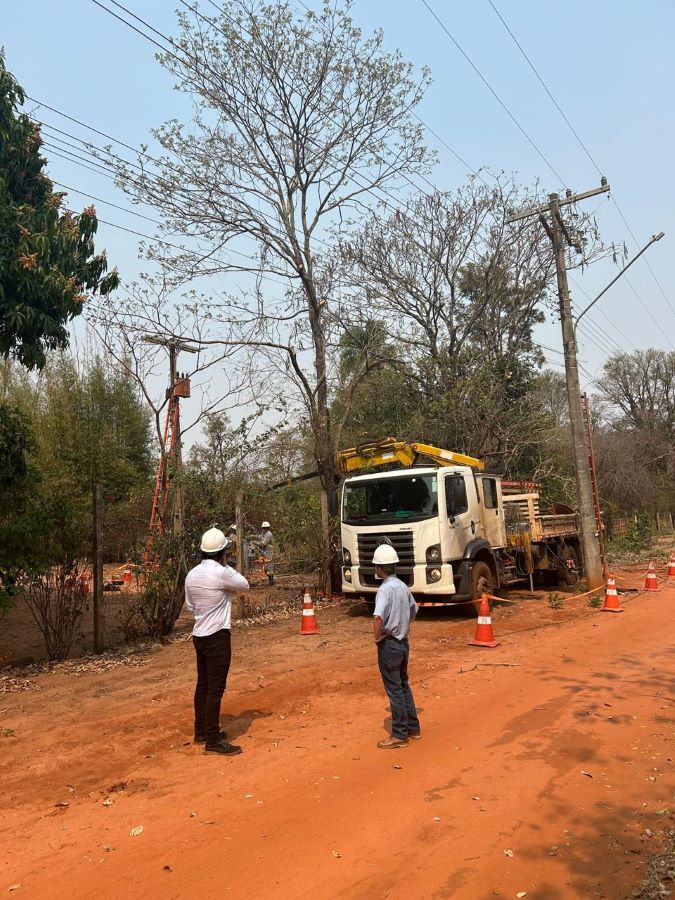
left=360, top=568, right=413, bottom=587
left=357, top=531, right=415, bottom=566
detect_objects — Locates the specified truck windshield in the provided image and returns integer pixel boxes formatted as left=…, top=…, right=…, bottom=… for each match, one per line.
left=342, top=474, right=438, bottom=525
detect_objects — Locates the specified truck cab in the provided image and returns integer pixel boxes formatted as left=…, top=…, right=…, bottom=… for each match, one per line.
left=340, top=466, right=506, bottom=601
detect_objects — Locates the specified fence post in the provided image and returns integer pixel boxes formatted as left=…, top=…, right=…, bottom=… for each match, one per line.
left=93, top=484, right=104, bottom=653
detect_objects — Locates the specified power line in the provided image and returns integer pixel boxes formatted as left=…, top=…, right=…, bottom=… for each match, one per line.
left=486, top=0, right=675, bottom=322
left=568, top=273, right=638, bottom=351
left=291, top=0, right=483, bottom=182
left=87, top=0, right=488, bottom=268
left=486, top=0, right=602, bottom=177
left=102, top=0, right=441, bottom=204
left=420, top=0, right=566, bottom=186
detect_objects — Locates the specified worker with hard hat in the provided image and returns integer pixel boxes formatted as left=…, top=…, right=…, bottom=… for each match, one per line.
left=226, top=524, right=237, bottom=565
left=372, top=543, right=420, bottom=749
left=184, top=527, right=249, bottom=756
left=259, top=521, right=275, bottom=586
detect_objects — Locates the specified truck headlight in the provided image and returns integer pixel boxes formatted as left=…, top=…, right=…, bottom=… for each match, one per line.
left=343, top=567, right=352, bottom=582
left=426, top=567, right=442, bottom=583
left=343, top=548, right=352, bottom=565
left=426, top=544, right=442, bottom=562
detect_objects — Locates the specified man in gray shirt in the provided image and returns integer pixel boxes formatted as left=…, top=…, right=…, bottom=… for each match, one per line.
left=372, top=544, right=421, bottom=749
left=259, top=521, right=274, bottom=586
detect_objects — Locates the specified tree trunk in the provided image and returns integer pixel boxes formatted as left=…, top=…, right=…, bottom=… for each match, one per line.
left=319, top=486, right=331, bottom=595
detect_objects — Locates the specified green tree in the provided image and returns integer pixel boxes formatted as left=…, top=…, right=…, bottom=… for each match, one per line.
left=0, top=55, right=119, bottom=369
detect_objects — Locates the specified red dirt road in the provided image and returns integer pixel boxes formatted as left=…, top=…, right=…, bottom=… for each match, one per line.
left=2, top=573, right=674, bottom=899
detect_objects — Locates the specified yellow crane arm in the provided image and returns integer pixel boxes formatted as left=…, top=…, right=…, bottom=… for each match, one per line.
left=336, top=437, right=484, bottom=474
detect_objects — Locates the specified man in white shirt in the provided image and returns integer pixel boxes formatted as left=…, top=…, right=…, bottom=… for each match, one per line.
left=184, top=527, right=249, bottom=755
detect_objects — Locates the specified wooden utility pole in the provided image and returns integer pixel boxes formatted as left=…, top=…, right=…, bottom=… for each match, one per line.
left=235, top=488, right=246, bottom=619
left=508, top=180, right=610, bottom=590
left=93, top=484, right=104, bottom=653
left=235, top=489, right=245, bottom=574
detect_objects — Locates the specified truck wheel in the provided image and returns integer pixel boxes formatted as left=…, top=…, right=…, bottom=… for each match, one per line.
left=470, top=561, right=494, bottom=602
left=559, top=544, right=579, bottom=586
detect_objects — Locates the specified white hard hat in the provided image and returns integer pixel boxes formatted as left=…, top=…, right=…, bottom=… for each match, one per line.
left=261, top=521, right=271, bottom=529
left=229, top=524, right=237, bottom=531
left=372, top=544, right=399, bottom=565
left=200, top=527, right=229, bottom=553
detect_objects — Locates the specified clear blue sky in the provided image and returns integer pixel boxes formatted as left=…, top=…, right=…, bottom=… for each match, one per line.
left=3, top=0, right=674, bottom=394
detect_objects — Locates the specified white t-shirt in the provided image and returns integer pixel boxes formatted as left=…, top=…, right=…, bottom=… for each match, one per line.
left=184, top=559, right=250, bottom=637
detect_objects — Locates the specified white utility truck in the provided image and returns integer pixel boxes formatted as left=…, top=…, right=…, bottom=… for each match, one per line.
left=338, top=438, right=580, bottom=606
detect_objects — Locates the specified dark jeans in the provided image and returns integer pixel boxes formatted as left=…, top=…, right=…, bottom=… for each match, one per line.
left=377, top=637, right=420, bottom=740
left=193, top=629, right=231, bottom=745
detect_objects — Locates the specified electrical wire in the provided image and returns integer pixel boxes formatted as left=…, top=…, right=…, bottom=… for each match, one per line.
left=291, top=0, right=484, bottom=183
left=420, top=0, right=566, bottom=187
left=33, top=0, right=649, bottom=372
left=486, top=0, right=675, bottom=322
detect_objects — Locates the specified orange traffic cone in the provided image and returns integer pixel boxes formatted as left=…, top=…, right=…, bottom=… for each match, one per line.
left=601, top=575, right=623, bottom=613
left=667, top=554, right=675, bottom=578
left=644, top=561, right=659, bottom=592
left=468, top=595, right=500, bottom=648
left=300, top=588, right=320, bottom=635
left=123, top=567, right=133, bottom=583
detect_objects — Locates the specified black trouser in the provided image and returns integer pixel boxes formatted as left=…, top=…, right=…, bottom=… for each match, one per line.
left=193, top=628, right=231, bottom=745
left=377, top=637, right=420, bottom=740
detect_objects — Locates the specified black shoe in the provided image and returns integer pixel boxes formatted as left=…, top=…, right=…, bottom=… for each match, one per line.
left=194, top=730, right=227, bottom=744
left=205, top=740, right=242, bottom=756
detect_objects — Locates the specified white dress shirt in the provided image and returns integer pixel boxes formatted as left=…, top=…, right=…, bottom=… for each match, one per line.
left=184, top=559, right=250, bottom=637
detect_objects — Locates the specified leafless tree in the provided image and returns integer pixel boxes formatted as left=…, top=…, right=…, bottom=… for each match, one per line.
left=341, top=179, right=554, bottom=381
left=88, top=279, right=247, bottom=452
left=596, top=349, right=675, bottom=437
left=98, top=0, right=433, bottom=589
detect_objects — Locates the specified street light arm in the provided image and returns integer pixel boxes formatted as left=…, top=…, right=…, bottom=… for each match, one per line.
left=574, top=232, right=665, bottom=334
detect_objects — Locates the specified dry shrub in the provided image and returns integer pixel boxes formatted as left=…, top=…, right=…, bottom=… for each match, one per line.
left=25, top=564, right=90, bottom=660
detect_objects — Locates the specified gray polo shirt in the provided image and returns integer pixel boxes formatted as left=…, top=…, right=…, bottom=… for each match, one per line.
left=373, top=575, right=418, bottom=640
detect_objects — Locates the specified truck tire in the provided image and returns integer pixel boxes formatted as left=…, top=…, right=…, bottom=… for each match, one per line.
left=470, top=560, right=494, bottom=602
left=559, top=543, right=579, bottom=586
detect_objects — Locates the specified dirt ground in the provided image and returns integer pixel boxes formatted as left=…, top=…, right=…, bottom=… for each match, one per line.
left=1, top=562, right=674, bottom=899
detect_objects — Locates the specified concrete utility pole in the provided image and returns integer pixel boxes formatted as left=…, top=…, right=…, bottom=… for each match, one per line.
left=509, top=180, right=610, bottom=589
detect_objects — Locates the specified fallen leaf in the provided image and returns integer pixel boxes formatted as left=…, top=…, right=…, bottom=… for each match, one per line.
left=472, top=796, right=480, bottom=800
left=54, top=802, right=70, bottom=808
left=244, top=794, right=254, bottom=799
left=654, top=809, right=669, bottom=816
left=130, top=826, right=144, bottom=837
left=517, top=893, right=528, bottom=898
left=190, top=811, right=197, bottom=817
left=102, top=845, right=113, bottom=852
left=331, top=850, right=342, bottom=858
left=102, top=798, right=113, bottom=807
left=392, top=765, right=402, bottom=770
left=503, top=849, right=514, bottom=858
left=8, top=887, right=20, bottom=893
left=580, top=770, right=593, bottom=778
left=433, top=816, right=441, bottom=822
left=163, top=865, right=173, bottom=872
